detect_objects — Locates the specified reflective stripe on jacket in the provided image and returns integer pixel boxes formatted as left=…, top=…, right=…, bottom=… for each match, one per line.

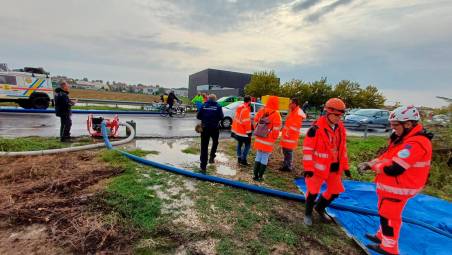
left=253, top=108, right=282, bottom=153
left=371, top=124, right=432, bottom=199
left=302, top=116, right=349, bottom=179
left=231, top=103, right=252, bottom=137
left=280, top=106, right=306, bottom=150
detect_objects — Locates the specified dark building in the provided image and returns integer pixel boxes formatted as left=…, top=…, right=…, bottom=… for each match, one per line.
left=188, top=69, right=252, bottom=99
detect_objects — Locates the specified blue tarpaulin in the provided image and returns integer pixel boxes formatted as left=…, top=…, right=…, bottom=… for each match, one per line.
left=294, top=178, right=452, bottom=255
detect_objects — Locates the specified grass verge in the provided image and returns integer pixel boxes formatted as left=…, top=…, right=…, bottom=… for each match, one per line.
left=0, top=136, right=93, bottom=152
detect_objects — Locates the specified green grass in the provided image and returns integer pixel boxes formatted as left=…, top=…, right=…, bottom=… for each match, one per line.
left=0, top=136, right=95, bottom=152
left=181, top=146, right=200, bottom=154
left=101, top=150, right=163, bottom=232
left=0, top=136, right=65, bottom=151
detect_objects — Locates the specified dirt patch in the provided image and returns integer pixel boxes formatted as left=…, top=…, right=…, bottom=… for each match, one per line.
left=0, top=151, right=132, bottom=254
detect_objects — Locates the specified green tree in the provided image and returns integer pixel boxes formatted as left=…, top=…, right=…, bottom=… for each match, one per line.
left=307, top=78, right=333, bottom=108
left=244, top=71, right=280, bottom=98
left=280, top=79, right=312, bottom=103
left=333, top=80, right=361, bottom=108
left=356, top=85, right=386, bottom=108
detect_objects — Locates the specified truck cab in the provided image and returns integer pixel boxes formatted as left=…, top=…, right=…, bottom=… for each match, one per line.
left=0, top=67, right=53, bottom=109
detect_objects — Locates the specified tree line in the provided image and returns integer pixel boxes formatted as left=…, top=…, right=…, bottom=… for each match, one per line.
left=244, top=71, right=386, bottom=109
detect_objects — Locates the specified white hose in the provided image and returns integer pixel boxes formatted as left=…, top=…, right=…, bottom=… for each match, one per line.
left=0, top=122, right=135, bottom=157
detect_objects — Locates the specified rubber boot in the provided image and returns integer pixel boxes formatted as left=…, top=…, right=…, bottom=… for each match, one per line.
left=366, top=244, right=398, bottom=255
left=258, top=164, right=267, bottom=181
left=304, top=193, right=317, bottom=226
left=314, top=195, right=335, bottom=223
left=365, top=233, right=381, bottom=244
left=253, top=162, right=261, bottom=181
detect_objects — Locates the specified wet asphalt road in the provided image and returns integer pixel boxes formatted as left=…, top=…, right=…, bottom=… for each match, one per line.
left=0, top=112, right=389, bottom=138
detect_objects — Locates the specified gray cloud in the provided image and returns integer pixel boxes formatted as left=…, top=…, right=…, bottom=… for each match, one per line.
left=139, top=0, right=293, bottom=33
left=292, top=0, right=322, bottom=12
left=304, top=0, right=354, bottom=23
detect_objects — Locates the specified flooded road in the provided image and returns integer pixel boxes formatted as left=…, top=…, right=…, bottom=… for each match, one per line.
left=0, top=112, right=389, bottom=138
left=129, top=138, right=236, bottom=176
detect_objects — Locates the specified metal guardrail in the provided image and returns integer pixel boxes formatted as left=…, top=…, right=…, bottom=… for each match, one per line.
left=301, top=121, right=388, bottom=138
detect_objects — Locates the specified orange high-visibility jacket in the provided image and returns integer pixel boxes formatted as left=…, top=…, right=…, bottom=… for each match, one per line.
left=302, top=116, right=349, bottom=179
left=371, top=124, right=432, bottom=199
left=231, top=102, right=252, bottom=137
left=253, top=96, right=282, bottom=153
left=280, top=106, right=306, bottom=150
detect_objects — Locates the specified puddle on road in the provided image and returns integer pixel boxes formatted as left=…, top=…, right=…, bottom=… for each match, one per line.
left=134, top=138, right=236, bottom=176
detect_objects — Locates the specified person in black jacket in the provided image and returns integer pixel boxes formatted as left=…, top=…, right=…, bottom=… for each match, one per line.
left=167, top=90, right=180, bottom=117
left=54, top=81, right=76, bottom=142
left=197, top=94, right=224, bottom=173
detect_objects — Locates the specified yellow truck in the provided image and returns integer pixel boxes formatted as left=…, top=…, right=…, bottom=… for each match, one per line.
left=261, top=95, right=290, bottom=111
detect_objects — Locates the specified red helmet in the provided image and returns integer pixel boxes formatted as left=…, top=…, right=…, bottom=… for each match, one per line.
left=325, top=98, right=346, bottom=114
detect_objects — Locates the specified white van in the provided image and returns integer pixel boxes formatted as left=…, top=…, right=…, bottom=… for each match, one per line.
left=0, top=67, right=53, bottom=109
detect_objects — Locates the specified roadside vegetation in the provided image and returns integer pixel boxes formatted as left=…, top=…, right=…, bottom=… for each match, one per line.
left=0, top=129, right=450, bottom=253
left=0, top=136, right=93, bottom=151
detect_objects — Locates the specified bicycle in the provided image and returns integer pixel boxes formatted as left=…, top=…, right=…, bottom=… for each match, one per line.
left=159, top=102, right=186, bottom=117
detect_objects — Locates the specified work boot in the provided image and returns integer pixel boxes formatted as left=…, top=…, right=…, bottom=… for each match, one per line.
left=315, top=196, right=334, bottom=223
left=240, top=159, right=250, bottom=166
left=253, top=162, right=261, bottom=181
left=200, top=164, right=207, bottom=174
left=258, top=164, right=267, bottom=181
left=303, top=215, right=313, bottom=226
left=366, top=244, right=398, bottom=255
left=365, top=233, right=381, bottom=244
left=304, top=193, right=317, bottom=226
left=237, top=157, right=242, bottom=164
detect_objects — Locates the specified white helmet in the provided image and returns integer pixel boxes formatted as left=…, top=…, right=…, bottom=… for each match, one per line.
left=389, top=105, right=420, bottom=122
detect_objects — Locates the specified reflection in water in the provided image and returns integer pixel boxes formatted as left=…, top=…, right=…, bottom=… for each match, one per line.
left=134, top=138, right=236, bottom=176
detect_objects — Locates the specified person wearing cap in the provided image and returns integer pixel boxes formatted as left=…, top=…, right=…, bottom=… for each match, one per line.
left=302, top=98, right=351, bottom=226
left=252, top=95, right=282, bottom=181
left=358, top=105, right=433, bottom=255
left=279, top=98, right=306, bottom=172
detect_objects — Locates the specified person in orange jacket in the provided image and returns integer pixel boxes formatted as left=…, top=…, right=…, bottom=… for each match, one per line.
left=231, top=95, right=253, bottom=165
left=252, top=95, right=282, bottom=181
left=359, top=105, right=433, bottom=255
left=279, top=98, right=306, bottom=172
left=302, top=98, right=351, bottom=226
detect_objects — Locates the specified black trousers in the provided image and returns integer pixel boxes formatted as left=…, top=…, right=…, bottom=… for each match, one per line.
left=59, top=115, right=72, bottom=141
left=200, top=127, right=219, bottom=169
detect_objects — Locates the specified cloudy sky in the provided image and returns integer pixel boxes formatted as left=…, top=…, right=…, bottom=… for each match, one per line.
left=1, top=0, right=451, bottom=107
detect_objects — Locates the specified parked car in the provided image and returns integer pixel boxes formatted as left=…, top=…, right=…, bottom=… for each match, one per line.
left=344, top=109, right=391, bottom=131
left=217, top=96, right=242, bottom=107
left=427, top=114, right=450, bottom=127
left=221, top=101, right=264, bottom=128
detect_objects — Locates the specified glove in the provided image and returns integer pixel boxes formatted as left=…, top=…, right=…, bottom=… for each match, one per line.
left=344, top=170, right=352, bottom=178
left=358, top=162, right=372, bottom=174
left=303, top=171, right=314, bottom=178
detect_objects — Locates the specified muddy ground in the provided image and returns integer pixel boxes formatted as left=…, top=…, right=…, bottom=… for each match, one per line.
left=0, top=151, right=132, bottom=254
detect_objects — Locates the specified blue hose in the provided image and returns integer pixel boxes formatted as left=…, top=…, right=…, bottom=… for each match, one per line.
left=0, top=107, right=161, bottom=115
left=101, top=122, right=452, bottom=239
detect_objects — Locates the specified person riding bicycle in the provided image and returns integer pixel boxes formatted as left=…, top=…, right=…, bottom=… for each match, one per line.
left=167, top=90, right=180, bottom=117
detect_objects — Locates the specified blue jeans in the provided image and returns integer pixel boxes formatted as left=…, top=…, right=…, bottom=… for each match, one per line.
left=282, top=148, right=293, bottom=169
left=255, top=150, right=270, bottom=165
left=236, top=136, right=251, bottom=160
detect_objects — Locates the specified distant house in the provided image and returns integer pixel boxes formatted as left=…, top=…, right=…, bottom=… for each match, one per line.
left=73, top=81, right=109, bottom=90
left=173, top=88, right=188, bottom=97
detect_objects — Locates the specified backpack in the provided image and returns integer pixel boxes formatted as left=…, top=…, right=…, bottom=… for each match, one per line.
left=254, top=111, right=275, bottom=138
